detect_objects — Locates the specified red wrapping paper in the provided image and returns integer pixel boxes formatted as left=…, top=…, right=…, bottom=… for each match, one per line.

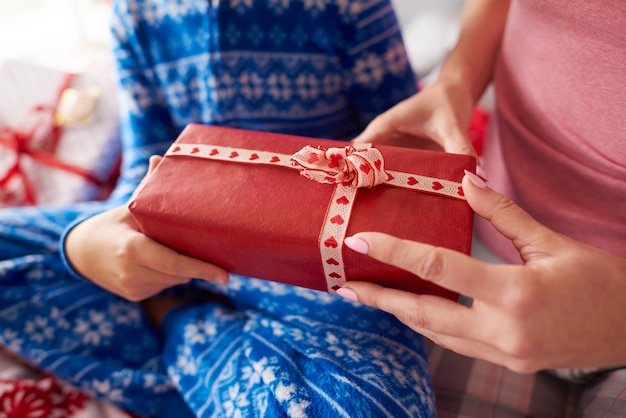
left=129, top=124, right=476, bottom=300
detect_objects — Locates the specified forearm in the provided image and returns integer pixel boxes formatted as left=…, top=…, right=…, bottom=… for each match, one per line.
left=437, top=0, right=511, bottom=104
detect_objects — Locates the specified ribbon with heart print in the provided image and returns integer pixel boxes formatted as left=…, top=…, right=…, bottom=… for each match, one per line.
left=165, top=143, right=466, bottom=293
left=290, top=145, right=389, bottom=188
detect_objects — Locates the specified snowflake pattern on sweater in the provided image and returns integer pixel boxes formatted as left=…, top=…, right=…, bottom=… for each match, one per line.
left=0, top=0, right=435, bottom=416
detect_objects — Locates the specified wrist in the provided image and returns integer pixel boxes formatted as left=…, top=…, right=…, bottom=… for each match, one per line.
left=435, top=0, right=511, bottom=104
left=60, top=216, right=94, bottom=282
left=436, top=53, right=490, bottom=105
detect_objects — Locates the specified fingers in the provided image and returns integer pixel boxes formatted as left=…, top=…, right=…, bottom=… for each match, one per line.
left=339, top=281, right=540, bottom=373
left=147, top=154, right=162, bottom=173
left=132, top=234, right=229, bottom=284
left=418, top=331, right=522, bottom=372
left=354, top=117, right=478, bottom=166
left=352, top=115, right=390, bottom=145
left=339, top=282, right=481, bottom=339
left=104, top=264, right=190, bottom=301
left=129, top=155, right=163, bottom=202
left=461, top=173, right=554, bottom=254
left=344, top=232, right=512, bottom=303
left=352, top=97, right=427, bottom=148
left=338, top=282, right=517, bottom=369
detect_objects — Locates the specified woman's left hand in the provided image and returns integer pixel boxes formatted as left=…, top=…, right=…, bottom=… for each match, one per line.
left=338, top=173, right=626, bottom=374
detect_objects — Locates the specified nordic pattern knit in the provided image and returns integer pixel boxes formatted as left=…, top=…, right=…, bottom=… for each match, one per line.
left=0, top=0, right=436, bottom=417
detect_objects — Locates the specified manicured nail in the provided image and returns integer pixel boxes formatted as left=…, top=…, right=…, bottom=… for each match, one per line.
left=464, top=169, right=487, bottom=189
left=344, top=236, right=369, bottom=254
left=336, top=287, right=358, bottom=302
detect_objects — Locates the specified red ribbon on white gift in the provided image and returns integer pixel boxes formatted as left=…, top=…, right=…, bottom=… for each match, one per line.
left=166, top=143, right=466, bottom=293
left=0, top=73, right=106, bottom=206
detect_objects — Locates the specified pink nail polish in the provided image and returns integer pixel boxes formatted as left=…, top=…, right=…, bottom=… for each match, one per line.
left=464, top=169, right=487, bottom=189
left=336, top=287, right=358, bottom=302
left=344, top=236, right=369, bottom=254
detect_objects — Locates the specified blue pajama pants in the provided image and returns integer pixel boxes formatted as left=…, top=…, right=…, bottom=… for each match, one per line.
left=0, top=205, right=435, bottom=417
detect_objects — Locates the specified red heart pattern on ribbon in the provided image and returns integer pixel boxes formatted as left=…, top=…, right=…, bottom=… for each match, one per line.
left=166, top=142, right=466, bottom=292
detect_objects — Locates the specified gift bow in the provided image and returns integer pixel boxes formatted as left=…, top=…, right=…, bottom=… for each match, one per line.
left=0, top=126, right=106, bottom=206
left=291, top=145, right=389, bottom=188
left=166, top=142, right=467, bottom=292
left=0, top=73, right=105, bottom=206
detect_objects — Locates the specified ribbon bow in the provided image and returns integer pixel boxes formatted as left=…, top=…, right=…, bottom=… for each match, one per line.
left=291, top=145, right=389, bottom=188
left=0, top=73, right=106, bottom=206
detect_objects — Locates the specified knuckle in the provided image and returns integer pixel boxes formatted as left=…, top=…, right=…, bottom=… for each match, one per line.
left=501, top=289, right=530, bottom=317
left=501, top=282, right=537, bottom=318
left=493, top=194, right=517, bottom=213
left=367, top=288, right=432, bottom=332
left=403, top=306, right=432, bottom=330
left=117, top=235, right=142, bottom=259
left=490, top=194, right=519, bottom=225
left=416, top=246, right=445, bottom=282
left=366, top=286, right=388, bottom=310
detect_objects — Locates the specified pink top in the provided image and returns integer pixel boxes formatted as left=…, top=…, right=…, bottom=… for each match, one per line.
left=477, top=0, right=626, bottom=263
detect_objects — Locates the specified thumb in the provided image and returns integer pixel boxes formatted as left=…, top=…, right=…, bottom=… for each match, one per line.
left=462, top=171, right=551, bottom=253
left=352, top=118, right=387, bottom=145
left=146, top=155, right=162, bottom=175
left=441, top=129, right=479, bottom=161
left=129, top=155, right=162, bottom=203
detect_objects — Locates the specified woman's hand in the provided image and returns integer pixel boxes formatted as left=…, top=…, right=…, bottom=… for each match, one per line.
left=338, top=172, right=626, bottom=373
left=353, top=78, right=478, bottom=159
left=65, top=156, right=229, bottom=301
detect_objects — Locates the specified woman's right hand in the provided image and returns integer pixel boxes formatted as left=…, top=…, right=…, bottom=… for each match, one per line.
left=353, top=80, right=478, bottom=159
left=339, top=173, right=626, bottom=372
left=64, top=156, right=229, bottom=301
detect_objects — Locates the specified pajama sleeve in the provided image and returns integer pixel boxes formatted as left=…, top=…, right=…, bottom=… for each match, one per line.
left=59, top=0, right=418, bottom=280
left=59, top=2, right=178, bottom=280
left=336, top=0, right=418, bottom=127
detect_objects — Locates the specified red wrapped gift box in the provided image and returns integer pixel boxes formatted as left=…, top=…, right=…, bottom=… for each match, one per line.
left=129, top=124, right=476, bottom=300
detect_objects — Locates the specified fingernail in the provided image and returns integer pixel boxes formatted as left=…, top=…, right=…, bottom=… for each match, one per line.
left=344, top=236, right=369, bottom=254
left=464, top=169, right=487, bottom=189
left=336, top=287, right=358, bottom=302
